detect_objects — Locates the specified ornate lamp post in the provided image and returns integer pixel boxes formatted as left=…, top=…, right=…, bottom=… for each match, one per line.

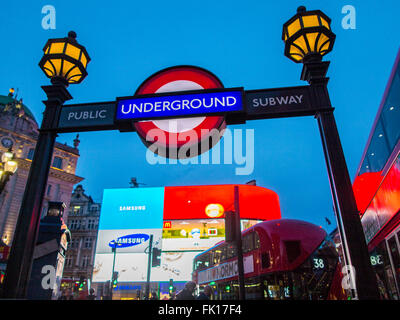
left=283, top=7, right=380, bottom=299
left=2, top=31, right=90, bottom=299
left=0, top=148, right=18, bottom=194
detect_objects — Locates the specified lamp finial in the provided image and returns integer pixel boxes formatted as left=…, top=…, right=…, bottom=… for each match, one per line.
left=68, top=31, right=77, bottom=41
left=297, top=6, right=306, bottom=13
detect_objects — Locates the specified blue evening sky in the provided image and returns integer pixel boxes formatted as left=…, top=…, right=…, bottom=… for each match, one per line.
left=0, top=0, right=398, bottom=232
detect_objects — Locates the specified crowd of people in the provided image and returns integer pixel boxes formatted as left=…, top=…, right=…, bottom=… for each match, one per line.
left=150, top=281, right=212, bottom=300
left=58, top=281, right=212, bottom=300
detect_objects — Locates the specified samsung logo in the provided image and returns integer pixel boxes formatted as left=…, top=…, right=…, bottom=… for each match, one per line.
left=108, top=234, right=150, bottom=248
left=119, top=205, right=146, bottom=211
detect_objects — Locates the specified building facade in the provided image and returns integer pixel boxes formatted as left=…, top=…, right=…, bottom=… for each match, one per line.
left=61, top=185, right=100, bottom=295
left=0, top=89, right=83, bottom=274
left=353, top=49, right=400, bottom=299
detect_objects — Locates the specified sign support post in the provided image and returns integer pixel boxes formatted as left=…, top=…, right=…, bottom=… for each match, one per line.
left=145, top=234, right=153, bottom=300
left=3, top=84, right=72, bottom=299
left=234, top=186, right=246, bottom=300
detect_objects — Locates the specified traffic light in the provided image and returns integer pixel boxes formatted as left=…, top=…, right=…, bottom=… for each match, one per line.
left=225, top=211, right=236, bottom=242
left=152, top=247, right=161, bottom=267
left=168, top=279, right=176, bottom=294
left=112, top=271, right=119, bottom=288
left=79, top=276, right=85, bottom=289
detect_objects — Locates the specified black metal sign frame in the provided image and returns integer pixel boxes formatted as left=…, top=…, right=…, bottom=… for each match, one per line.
left=56, top=84, right=333, bottom=133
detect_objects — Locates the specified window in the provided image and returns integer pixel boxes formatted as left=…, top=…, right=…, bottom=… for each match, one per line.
left=84, top=237, right=93, bottom=248
left=72, top=206, right=82, bottom=215
left=242, top=232, right=255, bottom=253
left=284, top=240, right=301, bottom=263
left=261, top=252, right=271, bottom=269
left=254, top=231, right=260, bottom=249
left=65, top=256, right=73, bottom=268
left=381, top=68, right=400, bottom=150
left=87, top=219, right=96, bottom=230
left=359, top=64, right=400, bottom=175
left=69, top=220, right=80, bottom=230
left=70, top=238, right=77, bottom=249
left=27, top=148, right=35, bottom=160
left=52, top=156, right=63, bottom=169
left=226, top=244, right=237, bottom=259
left=41, top=206, right=47, bottom=218
left=47, top=185, right=52, bottom=196
left=366, top=119, right=391, bottom=173
left=82, top=256, right=89, bottom=268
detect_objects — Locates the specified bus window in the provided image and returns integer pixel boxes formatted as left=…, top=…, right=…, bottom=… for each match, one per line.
left=226, top=244, right=237, bottom=259
left=254, top=231, right=260, bottom=249
left=242, top=232, right=254, bottom=253
left=222, top=245, right=228, bottom=261
left=213, top=249, right=221, bottom=265
left=261, top=252, right=271, bottom=269
left=245, top=277, right=263, bottom=300
left=262, top=274, right=291, bottom=300
left=284, top=240, right=301, bottom=263
left=195, top=252, right=211, bottom=271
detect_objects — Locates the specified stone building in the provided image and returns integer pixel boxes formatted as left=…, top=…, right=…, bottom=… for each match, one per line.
left=61, top=185, right=100, bottom=294
left=0, top=89, right=83, bottom=248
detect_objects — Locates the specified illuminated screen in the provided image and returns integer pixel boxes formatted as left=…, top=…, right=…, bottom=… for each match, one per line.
left=92, top=188, right=164, bottom=282
left=92, top=186, right=270, bottom=283
left=162, top=219, right=225, bottom=252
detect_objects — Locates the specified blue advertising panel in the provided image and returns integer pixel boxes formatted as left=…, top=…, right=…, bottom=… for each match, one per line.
left=98, top=188, right=165, bottom=230
left=116, top=88, right=244, bottom=121
left=93, top=188, right=165, bottom=282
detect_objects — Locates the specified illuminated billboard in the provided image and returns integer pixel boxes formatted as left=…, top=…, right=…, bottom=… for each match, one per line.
left=92, top=188, right=164, bottom=282
left=162, top=219, right=225, bottom=252
left=92, top=185, right=281, bottom=283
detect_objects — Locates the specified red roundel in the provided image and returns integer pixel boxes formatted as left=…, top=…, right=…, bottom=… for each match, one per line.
left=134, top=66, right=226, bottom=158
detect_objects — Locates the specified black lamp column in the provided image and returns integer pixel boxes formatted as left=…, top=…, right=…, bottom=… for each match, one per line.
left=234, top=186, right=246, bottom=300
left=302, top=60, right=380, bottom=300
left=2, top=83, right=72, bottom=299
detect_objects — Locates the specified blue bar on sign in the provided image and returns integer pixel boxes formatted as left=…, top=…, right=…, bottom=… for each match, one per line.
left=116, top=89, right=243, bottom=121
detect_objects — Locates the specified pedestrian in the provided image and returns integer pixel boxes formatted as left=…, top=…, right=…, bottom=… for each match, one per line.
left=196, top=285, right=212, bottom=300
left=150, top=291, right=158, bottom=300
left=58, top=289, right=67, bottom=300
left=174, top=281, right=197, bottom=300
left=59, top=288, right=74, bottom=300
left=87, top=288, right=96, bottom=300
left=169, top=291, right=176, bottom=300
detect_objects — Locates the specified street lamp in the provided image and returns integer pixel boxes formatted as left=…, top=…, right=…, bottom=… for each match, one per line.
left=39, top=31, right=90, bottom=85
left=282, top=7, right=380, bottom=300
left=2, top=31, right=90, bottom=299
left=0, top=148, right=18, bottom=194
left=282, top=6, right=335, bottom=63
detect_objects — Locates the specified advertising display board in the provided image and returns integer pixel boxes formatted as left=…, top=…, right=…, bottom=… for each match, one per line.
left=92, top=188, right=164, bottom=282
left=92, top=185, right=280, bottom=284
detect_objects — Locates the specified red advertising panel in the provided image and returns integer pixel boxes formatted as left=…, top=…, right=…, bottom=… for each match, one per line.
left=163, top=184, right=281, bottom=220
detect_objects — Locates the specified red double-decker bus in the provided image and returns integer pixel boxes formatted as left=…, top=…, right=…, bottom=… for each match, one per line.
left=192, top=219, right=347, bottom=300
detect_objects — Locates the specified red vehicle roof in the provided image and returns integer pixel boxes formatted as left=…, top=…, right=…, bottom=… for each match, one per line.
left=251, top=219, right=327, bottom=272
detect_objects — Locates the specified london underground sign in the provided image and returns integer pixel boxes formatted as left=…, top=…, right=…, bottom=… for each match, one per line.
left=115, top=88, right=244, bottom=121
left=131, top=66, right=229, bottom=159
left=56, top=65, right=333, bottom=156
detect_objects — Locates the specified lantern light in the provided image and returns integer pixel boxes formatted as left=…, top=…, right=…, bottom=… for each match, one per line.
left=39, top=31, right=90, bottom=85
left=282, top=6, right=336, bottom=63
